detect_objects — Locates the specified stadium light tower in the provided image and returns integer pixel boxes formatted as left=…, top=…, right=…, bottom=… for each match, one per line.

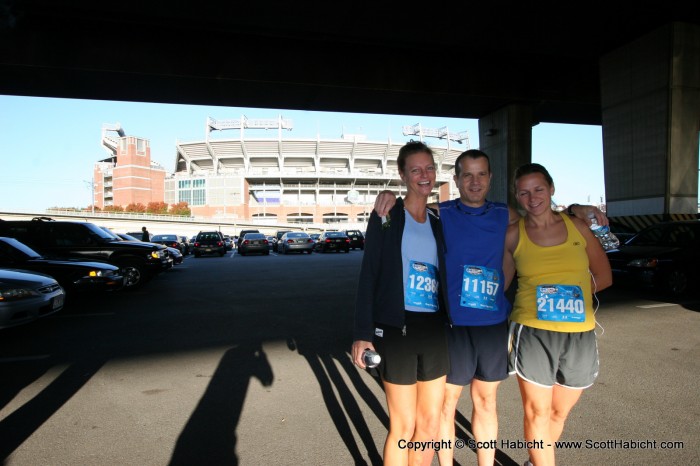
left=402, top=123, right=470, bottom=148
left=206, top=115, right=293, bottom=140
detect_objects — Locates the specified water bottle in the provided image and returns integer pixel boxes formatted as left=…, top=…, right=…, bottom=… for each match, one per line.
left=362, top=349, right=381, bottom=368
left=588, top=213, right=619, bottom=251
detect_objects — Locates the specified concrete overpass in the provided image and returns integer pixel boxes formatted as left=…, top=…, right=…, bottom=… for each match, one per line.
left=1, top=2, right=699, bottom=218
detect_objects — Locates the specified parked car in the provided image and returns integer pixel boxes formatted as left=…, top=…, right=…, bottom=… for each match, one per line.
left=606, top=220, right=700, bottom=296
left=0, top=237, right=124, bottom=294
left=309, top=233, right=320, bottom=242
left=150, top=234, right=186, bottom=254
left=343, top=229, right=365, bottom=250
left=193, top=231, right=226, bottom=257
left=266, top=236, right=276, bottom=250
left=179, top=236, right=192, bottom=255
left=275, top=230, right=293, bottom=242
left=238, top=233, right=270, bottom=256
left=223, top=235, right=233, bottom=251
left=237, top=229, right=260, bottom=249
left=0, top=218, right=169, bottom=290
left=608, top=220, right=638, bottom=245
left=314, top=231, right=350, bottom=253
left=168, top=247, right=183, bottom=265
left=277, top=232, right=314, bottom=254
left=102, top=230, right=177, bottom=268
left=0, top=268, right=65, bottom=329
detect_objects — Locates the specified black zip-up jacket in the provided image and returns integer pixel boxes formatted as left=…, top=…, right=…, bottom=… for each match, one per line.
left=353, top=197, right=452, bottom=342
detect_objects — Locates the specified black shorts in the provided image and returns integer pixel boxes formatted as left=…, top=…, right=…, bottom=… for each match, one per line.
left=373, top=311, right=449, bottom=385
left=446, top=321, right=509, bottom=385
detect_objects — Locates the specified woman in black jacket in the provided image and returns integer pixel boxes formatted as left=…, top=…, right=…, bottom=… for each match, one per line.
left=352, top=140, right=451, bottom=465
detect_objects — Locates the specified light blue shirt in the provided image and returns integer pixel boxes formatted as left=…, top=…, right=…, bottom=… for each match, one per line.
left=401, top=209, right=439, bottom=312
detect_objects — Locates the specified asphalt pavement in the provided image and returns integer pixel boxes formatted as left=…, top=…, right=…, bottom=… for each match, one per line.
left=1, top=249, right=699, bottom=465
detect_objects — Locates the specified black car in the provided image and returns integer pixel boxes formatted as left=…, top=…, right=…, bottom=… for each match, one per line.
left=100, top=229, right=177, bottom=269
left=0, top=237, right=124, bottom=294
left=179, top=236, right=192, bottom=255
left=606, top=220, right=700, bottom=296
left=343, top=229, right=365, bottom=250
left=608, top=220, right=638, bottom=246
left=0, top=218, right=169, bottom=289
left=112, top=233, right=180, bottom=267
left=238, top=233, right=270, bottom=256
left=314, top=231, right=350, bottom=253
left=193, top=231, right=226, bottom=257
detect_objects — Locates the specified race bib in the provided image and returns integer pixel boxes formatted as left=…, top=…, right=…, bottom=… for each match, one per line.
left=536, top=284, right=585, bottom=322
left=405, top=261, right=439, bottom=311
left=460, top=265, right=500, bottom=311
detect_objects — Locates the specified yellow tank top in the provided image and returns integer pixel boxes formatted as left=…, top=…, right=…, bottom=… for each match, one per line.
left=511, top=213, right=595, bottom=332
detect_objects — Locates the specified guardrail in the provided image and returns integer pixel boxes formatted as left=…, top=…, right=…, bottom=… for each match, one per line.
left=0, top=209, right=368, bottom=235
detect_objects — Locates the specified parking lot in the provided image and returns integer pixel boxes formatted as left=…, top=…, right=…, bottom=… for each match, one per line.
left=1, top=249, right=699, bottom=465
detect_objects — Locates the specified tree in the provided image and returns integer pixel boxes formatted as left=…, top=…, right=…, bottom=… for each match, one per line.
left=147, top=201, right=169, bottom=214
left=103, top=205, right=124, bottom=212
left=169, top=201, right=191, bottom=216
left=125, top=203, right=146, bottom=213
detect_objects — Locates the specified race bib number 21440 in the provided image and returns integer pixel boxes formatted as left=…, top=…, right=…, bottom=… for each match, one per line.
left=536, top=284, right=585, bottom=322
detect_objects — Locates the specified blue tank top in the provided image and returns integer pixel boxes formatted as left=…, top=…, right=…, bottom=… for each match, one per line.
left=438, top=199, right=511, bottom=325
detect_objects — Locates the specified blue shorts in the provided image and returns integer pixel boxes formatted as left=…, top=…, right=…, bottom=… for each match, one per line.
left=372, top=311, right=449, bottom=385
left=446, top=321, right=509, bottom=385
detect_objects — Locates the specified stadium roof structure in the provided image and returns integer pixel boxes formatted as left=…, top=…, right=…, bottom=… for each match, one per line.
left=175, top=137, right=464, bottom=184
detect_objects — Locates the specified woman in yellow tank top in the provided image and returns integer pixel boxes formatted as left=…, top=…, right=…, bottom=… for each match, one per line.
left=503, top=163, right=611, bottom=466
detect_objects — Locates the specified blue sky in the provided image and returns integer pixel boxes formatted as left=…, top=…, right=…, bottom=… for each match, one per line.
left=0, top=95, right=606, bottom=212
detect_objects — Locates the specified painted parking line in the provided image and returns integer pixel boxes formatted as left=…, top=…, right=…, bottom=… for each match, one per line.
left=636, top=303, right=677, bottom=309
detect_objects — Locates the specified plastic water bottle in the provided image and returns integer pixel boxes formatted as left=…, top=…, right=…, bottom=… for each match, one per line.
left=588, top=213, right=619, bottom=251
left=363, top=349, right=381, bottom=368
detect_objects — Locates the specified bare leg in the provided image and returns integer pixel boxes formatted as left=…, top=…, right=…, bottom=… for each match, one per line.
left=383, top=381, right=417, bottom=466
left=549, top=384, right=583, bottom=443
left=471, top=379, right=500, bottom=465
left=517, top=376, right=555, bottom=466
left=414, top=375, right=446, bottom=466
left=436, top=383, right=463, bottom=465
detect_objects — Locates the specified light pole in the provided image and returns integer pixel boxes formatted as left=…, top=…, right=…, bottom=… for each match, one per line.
left=83, top=179, right=95, bottom=214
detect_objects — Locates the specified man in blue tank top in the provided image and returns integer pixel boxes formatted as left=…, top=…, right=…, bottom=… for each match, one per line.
left=374, top=149, right=603, bottom=465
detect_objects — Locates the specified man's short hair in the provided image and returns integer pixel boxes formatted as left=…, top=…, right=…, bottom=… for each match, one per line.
left=454, top=149, right=491, bottom=177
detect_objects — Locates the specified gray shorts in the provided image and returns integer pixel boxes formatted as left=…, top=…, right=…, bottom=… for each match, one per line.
left=508, top=323, right=599, bottom=389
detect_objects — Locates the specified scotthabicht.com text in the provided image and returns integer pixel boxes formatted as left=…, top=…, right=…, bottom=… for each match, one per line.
left=396, top=438, right=684, bottom=452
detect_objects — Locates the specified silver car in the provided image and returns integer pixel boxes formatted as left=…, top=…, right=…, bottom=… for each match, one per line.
left=277, top=232, right=315, bottom=254
left=0, top=269, right=65, bottom=329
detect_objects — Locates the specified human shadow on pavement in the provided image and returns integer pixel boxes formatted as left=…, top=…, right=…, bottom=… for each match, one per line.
left=0, top=355, right=105, bottom=461
left=287, top=337, right=386, bottom=466
left=168, top=343, right=273, bottom=466
left=452, top=410, right=518, bottom=466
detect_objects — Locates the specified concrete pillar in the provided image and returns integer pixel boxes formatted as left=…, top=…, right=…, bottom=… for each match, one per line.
left=478, top=104, right=533, bottom=205
left=601, top=23, right=700, bottom=217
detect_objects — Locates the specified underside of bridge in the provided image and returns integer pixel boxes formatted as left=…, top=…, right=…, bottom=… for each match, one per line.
left=1, top=1, right=699, bottom=216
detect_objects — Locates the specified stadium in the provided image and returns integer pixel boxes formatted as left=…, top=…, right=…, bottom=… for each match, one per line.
left=96, top=117, right=469, bottom=229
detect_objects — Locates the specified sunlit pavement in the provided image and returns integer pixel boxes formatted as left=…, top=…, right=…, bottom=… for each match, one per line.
left=1, top=253, right=699, bottom=465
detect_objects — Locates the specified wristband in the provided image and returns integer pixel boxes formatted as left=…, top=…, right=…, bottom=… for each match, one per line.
left=567, top=204, right=579, bottom=216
